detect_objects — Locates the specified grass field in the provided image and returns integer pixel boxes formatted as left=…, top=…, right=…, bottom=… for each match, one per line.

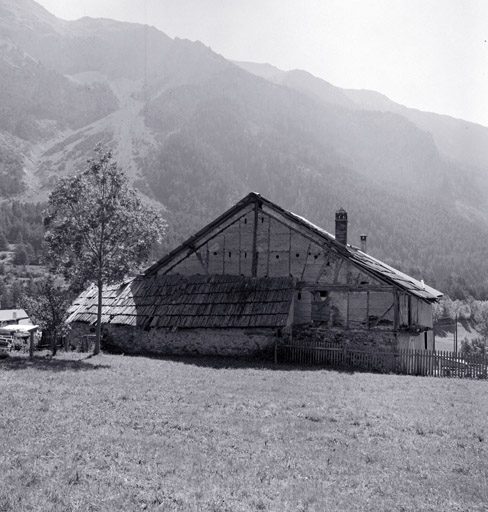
left=1, top=353, right=488, bottom=511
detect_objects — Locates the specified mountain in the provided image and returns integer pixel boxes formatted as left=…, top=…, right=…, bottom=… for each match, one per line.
left=235, top=61, right=488, bottom=222
left=1, top=0, right=488, bottom=298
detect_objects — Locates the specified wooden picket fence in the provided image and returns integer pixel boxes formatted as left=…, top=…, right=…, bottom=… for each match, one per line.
left=279, top=340, right=488, bottom=378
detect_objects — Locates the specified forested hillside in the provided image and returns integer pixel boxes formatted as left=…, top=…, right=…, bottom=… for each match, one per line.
left=1, top=0, right=488, bottom=299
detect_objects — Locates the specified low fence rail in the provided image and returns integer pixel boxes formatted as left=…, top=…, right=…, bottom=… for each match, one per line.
left=280, top=341, right=488, bottom=378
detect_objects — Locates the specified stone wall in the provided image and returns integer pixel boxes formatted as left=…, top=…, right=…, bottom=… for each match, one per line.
left=290, top=325, right=398, bottom=352
left=69, top=322, right=278, bottom=357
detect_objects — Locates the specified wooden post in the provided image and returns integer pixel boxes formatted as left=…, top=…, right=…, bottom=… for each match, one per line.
left=454, top=315, right=458, bottom=354
left=29, top=330, right=34, bottom=359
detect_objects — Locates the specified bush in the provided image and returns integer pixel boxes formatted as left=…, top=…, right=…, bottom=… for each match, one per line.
left=460, top=336, right=487, bottom=357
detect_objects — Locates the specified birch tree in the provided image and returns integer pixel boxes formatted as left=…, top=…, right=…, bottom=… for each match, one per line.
left=44, top=146, right=166, bottom=355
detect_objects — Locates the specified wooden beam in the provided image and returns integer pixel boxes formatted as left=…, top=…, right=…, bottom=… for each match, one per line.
left=251, top=200, right=259, bottom=277
left=366, top=291, right=370, bottom=326
left=195, top=252, right=207, bottom=274
left=370, top=302, right=395, bottom=329
left=314, top=252, right=332, bottom=284
left=288, top=228, right=292, bottom=276
left=296, top=283, right=396, bottom=292
left=238, top=218, right=242, bottom=275
left=261, top=206, right=335, bottom=251
left=333, top=259, right=344, bottom=283
left=159, top=209, right=251, bottom=275
left=267, top=214, right=271, bottom=276
left=394, top=291, right=399, bottom=330
left=300, top=242, right=312, bottom=280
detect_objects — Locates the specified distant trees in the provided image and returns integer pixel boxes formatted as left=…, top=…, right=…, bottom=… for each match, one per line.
left=0, top=279, right=10, bottom=309
left=44, top=146, right=166, bottom=355
left=0, top=232, right=8, bottom=251
left=13, top=244, right=28, bottom=265
left=0, top=147, right=24, bottom=197
left=0, top=201, right=45, bottom=261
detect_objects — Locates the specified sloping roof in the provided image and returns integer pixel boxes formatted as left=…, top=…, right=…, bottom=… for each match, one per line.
left=145, top=192, right=442, bottom=302
left=282, top=204, right=442, bottom=301
left=67, top=274, right=295, bottom=329
left=0, top=309, right=30, bottom=323
left=0, top=324, right=39, bottom=334
left=346, top=247, right=441, bottom=301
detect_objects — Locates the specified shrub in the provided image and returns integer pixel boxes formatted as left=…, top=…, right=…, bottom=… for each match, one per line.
left=460, top=336, right=487, bottom=357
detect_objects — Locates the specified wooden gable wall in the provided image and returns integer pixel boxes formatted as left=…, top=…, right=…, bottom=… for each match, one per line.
left=158, top=202, right=381, bottom=285
left=155, top=200, right=432, bottom=332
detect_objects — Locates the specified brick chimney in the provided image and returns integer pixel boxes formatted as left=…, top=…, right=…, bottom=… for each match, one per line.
left=360, top=234, right=367, bottom=253
left=335, top=208, right=348, bottom=245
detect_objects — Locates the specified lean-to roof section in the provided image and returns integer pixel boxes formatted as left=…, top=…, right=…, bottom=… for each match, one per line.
left=67, top=274, right=295, bottom=329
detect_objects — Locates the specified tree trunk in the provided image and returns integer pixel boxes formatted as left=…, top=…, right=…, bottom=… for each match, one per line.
left=29, top=331, right=34, bottom=359
left=94, top=280, right=103, bottom=355
left=51, top=328, right=57, bottom=357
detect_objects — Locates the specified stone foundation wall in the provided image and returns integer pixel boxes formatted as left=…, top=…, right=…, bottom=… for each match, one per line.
left=290, top=325, right=398, bottom=352
left=69, top=322, right=278, bottom=357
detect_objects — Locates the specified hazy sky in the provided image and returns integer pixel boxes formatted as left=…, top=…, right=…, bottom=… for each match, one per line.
left=36, top=0, right=488, bottom=127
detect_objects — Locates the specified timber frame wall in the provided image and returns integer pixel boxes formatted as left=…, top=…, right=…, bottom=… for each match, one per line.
left=147, top=195, right=435, bottom=341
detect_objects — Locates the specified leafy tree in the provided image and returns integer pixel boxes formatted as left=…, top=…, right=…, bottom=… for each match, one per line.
left=20, top=275, right=71, bottom=356
left=44, top=146, right=166, bottom=355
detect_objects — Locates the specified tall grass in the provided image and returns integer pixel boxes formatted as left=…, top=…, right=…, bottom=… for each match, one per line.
left=1, top=353, right=487, bottom=511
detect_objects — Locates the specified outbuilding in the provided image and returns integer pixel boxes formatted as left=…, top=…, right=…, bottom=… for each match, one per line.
left=67, top=192, right=442, bottom=356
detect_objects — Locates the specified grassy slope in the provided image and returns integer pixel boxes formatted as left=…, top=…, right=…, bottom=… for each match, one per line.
left=436, top=321, right=481, bottom=352
left=1, top=354, right=487, bottom=512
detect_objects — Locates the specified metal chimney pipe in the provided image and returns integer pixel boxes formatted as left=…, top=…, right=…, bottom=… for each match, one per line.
left=360, top=234, right=367, bottom=253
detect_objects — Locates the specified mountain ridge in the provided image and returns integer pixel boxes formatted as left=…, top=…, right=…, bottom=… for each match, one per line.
left=1, top=0, right=488, bottom=298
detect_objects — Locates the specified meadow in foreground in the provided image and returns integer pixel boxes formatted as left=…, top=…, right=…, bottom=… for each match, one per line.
left=1, top=353, right=487, bottom=511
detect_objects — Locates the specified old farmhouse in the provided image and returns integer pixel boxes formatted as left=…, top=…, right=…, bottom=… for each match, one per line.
left=67, top=192, right=442, bottom=356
